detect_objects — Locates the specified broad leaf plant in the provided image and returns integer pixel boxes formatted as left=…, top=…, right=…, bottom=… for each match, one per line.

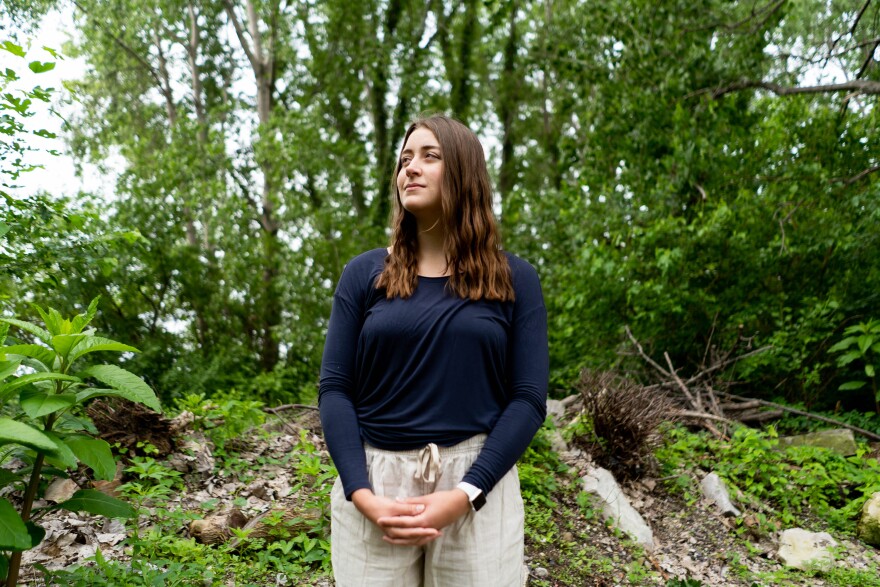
left=0, top=297, right=161, bottom=586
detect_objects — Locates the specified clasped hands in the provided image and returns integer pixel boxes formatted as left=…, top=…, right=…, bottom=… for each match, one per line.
left=351, top=487, right=471, bottom=546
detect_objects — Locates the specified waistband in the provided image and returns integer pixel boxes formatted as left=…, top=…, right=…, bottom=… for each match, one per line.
left=364, top=434, right=487, bottom=457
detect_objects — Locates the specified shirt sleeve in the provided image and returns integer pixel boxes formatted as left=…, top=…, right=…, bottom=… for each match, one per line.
left=318, top=260, right=373, bottom=500
left=461, top=258, right=549, bottom=494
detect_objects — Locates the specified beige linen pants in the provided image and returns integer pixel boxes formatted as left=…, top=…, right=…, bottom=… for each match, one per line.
left=330, top=435, right=525, bottom=587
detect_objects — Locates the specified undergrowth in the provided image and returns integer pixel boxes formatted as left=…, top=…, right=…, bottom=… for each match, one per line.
left=656, top=424, right=880, bottom=534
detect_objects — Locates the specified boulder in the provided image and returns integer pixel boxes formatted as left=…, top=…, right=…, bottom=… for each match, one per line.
left=857, top=492, right=880, bottom=546
left=582, top=466, right=654, bottom=551
left=776, top=429, right=857, bottom=456
left=700, top=473, right=741, bottom=517
left=777, top=528, right=837, bottom=570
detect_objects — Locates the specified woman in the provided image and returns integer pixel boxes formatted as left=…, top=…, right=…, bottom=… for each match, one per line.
left=319, top=114, right=548, bottom=586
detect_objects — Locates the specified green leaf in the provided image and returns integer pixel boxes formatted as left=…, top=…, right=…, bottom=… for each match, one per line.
left=0, top=469, right=19, bottom=489
left=51, top=334, right=86, bottom=361
left=858, top=335, right=874, bottom=355
left=0, top=498, right=30, bottom=551
left=56, top=489, right=135, bottom=519
left=0, top=322, right=7, bottom=346
left=1, top=41, right=26, bottom=58
left=78, top=365, right=161, bottom=413
left=23, top=521, right=45, bottom=550
left=839, top=380, right=866, bottom=391
left=68, top=337, right=139, bottom=364
left=0, top=360, right=21, bottom=382
left=31, top=305, right=65, bottom=336
left=836, top=351, right=862, bottom=367
left=70, top=297, right=100, bottom=334
left=0, top=552, right=8, bottom=579
left=65, top=436, right=116, bottom=481
left=0, top=221, right=9, bottom=238
left=0, top=319, right=52, bottom=345
left=2, top=344, right=56, bottom=368
left=866, top=364, right=876, bottom=378
left=0, top=418, right=58, bottom=452
left=0, top=372, right=80, bottom=403
left=19, top=389, right=77, bottom=419
left=828, top=336, right=857, bottom=353
left=28, top=61, right=55, bottom=74
left=41, top=432, right=78, bottom=470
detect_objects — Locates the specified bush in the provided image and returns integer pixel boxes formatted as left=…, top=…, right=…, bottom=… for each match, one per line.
left=576, top=370, right=671, bottom=480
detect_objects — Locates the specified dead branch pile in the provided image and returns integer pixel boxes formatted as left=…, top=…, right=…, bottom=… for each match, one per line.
left=624, top=326, right=880, bottom=442
left=576, top=370, right=671, bottom=480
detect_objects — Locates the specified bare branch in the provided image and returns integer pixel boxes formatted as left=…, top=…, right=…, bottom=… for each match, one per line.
left=223, top=0, right=258, bottom=71
left=716, top=391, right=880, bottom=442
left=72, top=0, right=166, bottom=94
left=709, top=79, right=880, bottom=98
left=832, top=165, right=880, bottom=185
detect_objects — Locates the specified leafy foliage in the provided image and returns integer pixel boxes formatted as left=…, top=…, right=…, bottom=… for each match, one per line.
left=0, top=299, right=159, bottom=585
left=656, top=425, right=880, bottom=532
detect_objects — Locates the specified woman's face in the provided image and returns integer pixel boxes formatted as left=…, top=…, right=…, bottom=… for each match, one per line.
left=397, top=127, right=444, bottom=221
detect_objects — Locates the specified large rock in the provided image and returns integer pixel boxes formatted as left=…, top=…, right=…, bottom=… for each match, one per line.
left=582, top=466, right=654, bottom=551
left=777, top=528, right=837, bottom=570
left=858, top=492, right=880, bottom=546
left=777, top=429, right=857, bottom=456
left=700, top=473, right=741, bottom=517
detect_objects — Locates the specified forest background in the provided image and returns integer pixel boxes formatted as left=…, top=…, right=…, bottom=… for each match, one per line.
left=3, top=0, right=880, bottom=416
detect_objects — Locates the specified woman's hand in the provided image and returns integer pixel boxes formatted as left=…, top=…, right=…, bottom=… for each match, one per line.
left=351, top=489, right=441, bottom=546
left=376, top=489, right=471, bottom=546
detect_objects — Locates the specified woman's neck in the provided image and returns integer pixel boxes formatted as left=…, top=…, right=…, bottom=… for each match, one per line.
left=416, top=223, right=448, bottom=277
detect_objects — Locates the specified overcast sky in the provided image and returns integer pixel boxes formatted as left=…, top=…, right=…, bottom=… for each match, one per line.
left=9, top=8, right=117, bottom=201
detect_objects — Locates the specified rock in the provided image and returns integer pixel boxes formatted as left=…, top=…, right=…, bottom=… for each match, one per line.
left=777, top=428, right=857, bottom=456
left=581, top=466, right=655, bottom=551
left=777, top=528, right=837, bottom=570
left=533, top=567, right=549, bottom=578
left=857, top=492, right=880, bottom=546
left=548, top=428, right=569, bottom=454
left=700, top=472, right=741, bottom=517
left=546, top=399, right=566, bottom=427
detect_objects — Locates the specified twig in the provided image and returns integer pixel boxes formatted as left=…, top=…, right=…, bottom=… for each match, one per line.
left=625, top=326, right=671, bottom=377
left=664, top=351, right=700, bottom=411
left=263, top=404, right=319, bottom=414
left=669, top=410, right=740, bottom=426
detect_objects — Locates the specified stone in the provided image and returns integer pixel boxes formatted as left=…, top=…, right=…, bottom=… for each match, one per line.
left=546, top=399, right=566, bottom=427
left=700, top=472, right=741, bottom=517
left=857, top=492, right=880, bottom=546
left=777, top=528, right=837, bottom=570
left=777, top=428, right=858, bottom=456
left=548, top=428, right=569, bottom=454
left=533, top=567, right=549, bottom=578
left=582, top=466, right=655, bottom=551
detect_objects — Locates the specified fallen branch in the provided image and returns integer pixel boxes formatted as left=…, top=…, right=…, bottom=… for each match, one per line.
left=715, top=391, right=880, bottom=442
left=263, top=403, right=320, bottom=414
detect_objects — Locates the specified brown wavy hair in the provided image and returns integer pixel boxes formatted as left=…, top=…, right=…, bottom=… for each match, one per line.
left=375, top=115, right=514, bottom=301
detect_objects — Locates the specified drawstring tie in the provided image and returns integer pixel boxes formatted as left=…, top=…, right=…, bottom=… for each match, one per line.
left=414, top=443, right=441, bottom=483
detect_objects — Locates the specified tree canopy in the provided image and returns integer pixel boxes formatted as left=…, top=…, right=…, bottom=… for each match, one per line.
left=3, top=0, right=879, bottom=412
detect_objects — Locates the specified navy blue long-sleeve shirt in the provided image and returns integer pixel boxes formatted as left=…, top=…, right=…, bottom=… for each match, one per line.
left=318, top=248, right=548, bottom=499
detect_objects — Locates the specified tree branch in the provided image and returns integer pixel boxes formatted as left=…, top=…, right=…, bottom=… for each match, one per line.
left=222, top=0, right=258, bottom=71
left=831, top=165, right=880, bottom=185
left=709, top=78, right=880, bottom=98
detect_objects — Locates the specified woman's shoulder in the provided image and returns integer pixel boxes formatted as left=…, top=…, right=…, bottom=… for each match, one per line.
left=502, top=250, right=539, bottom=277
left=338, top=248, right=387, bottom=285
left=346, top=247, right=388, bottom=269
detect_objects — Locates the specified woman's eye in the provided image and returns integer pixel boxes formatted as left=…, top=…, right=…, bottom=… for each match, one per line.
left=400, top=157, right=411, bottom=165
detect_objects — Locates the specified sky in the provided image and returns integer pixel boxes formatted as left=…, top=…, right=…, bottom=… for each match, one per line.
left=6, top=8, right=117, bottom=201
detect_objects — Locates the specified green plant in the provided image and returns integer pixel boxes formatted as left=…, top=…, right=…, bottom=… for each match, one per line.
left=830, top=318, right=880, bottom=413
left=0, top=298, right=161, bottom=585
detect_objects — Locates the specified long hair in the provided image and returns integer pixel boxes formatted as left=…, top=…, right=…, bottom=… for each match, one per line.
left=375, top=115, right=514, bottom=301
